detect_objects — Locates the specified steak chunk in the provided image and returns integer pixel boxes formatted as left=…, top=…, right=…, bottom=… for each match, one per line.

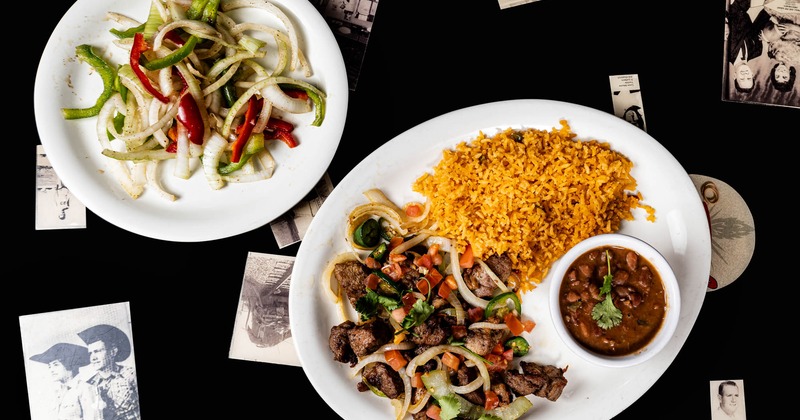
left=502, top=361, right=568, bottom=402
left=334, top=260, right=371, bottom=306
left=329, top=320, right=357, bottom=366
left=410, top=313, right=455, bottom=347
left=361, top=362, right=405, bottom=399
left=464, top=326, right=507, bottom=356
left=348, top=318, right=394, bottom=357
left=462, top=253, right=513, bottom=298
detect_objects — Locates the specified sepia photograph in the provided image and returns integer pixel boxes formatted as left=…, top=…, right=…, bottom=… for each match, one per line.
left=229, top=252, right=300, bottom=366
left=19, top=302, right=141, bottom=420
left=269, top=172, right=334, bottom=248
left=723, top=0, right=800, bottom=108
left=310, top=0, right=380, bottom=90
left=710, top=379, right=747, bottom=419
left=35, top=145, right=86, bottom=230
left=609, top=74, right=648, bottom=132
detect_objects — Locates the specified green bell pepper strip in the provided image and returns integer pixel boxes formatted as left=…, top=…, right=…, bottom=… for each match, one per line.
left=143, top=35, right=199, bottom=71
left=106, top=74, right=128, bottom=140
left=279, top=83, right=325, bottom=126
left=187, top=0, right=220, bottom=25
left=110, top=23, right=145, bottom=39
left=218, top=133, right=265, bottom=174
left=186, top=0, right=210, bottom=20
left=61, top=45, right=116, bottom=120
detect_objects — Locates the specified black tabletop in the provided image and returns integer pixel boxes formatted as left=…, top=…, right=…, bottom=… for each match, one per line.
left=19, top=1, right=787, bottom=418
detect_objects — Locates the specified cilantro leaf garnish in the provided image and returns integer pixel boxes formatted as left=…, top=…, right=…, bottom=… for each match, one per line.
left=401, top=298, right=434, bottom=330
left=591, top=250, right=623, bottom=329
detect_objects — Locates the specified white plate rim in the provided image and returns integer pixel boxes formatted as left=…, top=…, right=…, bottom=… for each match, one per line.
left=289, top=99, right=711, bottom=419
left=34, top=0, right=349, bottom=242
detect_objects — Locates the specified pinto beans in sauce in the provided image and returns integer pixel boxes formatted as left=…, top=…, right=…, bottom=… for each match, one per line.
left=558, top=245, right=666, bottom=356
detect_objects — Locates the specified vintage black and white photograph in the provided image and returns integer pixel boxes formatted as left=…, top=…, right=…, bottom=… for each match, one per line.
left=229, top=252, right=299, bottom=366
left=35, top=145, right=86, bottom=230
left=723, top=0, right=800, bottom=108
left=311, top=0, right=380, bottom=90
left=710, top=379, right=747, bottom=420
left=609, top=74, right=648, bottom=132
left=19, top=302, right=141, bottom=420
left=498, top=0, right=540, bottom=9
left=269, top=172, right=334, bottom=248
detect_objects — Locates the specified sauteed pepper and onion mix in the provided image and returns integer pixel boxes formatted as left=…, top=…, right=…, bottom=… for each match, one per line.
left=62, top=0, right=326, bottom=200
left=325, top=189, right=569, bottom=420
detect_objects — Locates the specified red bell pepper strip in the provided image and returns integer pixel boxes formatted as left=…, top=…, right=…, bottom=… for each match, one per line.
left=176, top=90, right=204, bottom=145
left=164, top=30, right=186, bottom=46
left=274, top=130, right=298, bottom=148
left=266, top=118, right=294, bottom=133
left=130, top=32, right=169, bottom=103
left=231, top=96, right=264, bottom=163
left=266, top=118, right=297, bottom=148
left=282, top=89, right=309, bottom=100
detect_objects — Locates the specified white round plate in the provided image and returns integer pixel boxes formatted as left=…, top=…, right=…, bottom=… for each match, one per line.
left=34, top=0, right=348, bottom=242
left=290, top=99, right=711, bottom=419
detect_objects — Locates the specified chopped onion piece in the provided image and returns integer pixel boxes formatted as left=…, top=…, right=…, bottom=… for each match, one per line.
left=202, top=133, right=228, bottom=189
left=450, top=376, right=484, bottom=395
left=406, top=345, right=491, bottom=392
left=468, top=322, right=509, bottom=331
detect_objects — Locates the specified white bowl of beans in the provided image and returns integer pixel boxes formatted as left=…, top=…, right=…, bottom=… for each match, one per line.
left=548, top=233, right=681, bottom=368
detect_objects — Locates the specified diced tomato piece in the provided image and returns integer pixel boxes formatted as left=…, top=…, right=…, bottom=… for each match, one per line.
left=416, top=278, right=431, bottom=295
left=426, top=404, right=441, bottom=420
left=414, top=253, right=433, bottom=270
left=441, top=351, right=461, bottom=371
left=491, top=342, right=505, bottom=355
left=485, top=354, right=509, bottom=372
left=437, top=279, right=452, bottom=299
left=405, top=203, right=423, bottom=217
left=444, top=275, right=457, bottom=291
left=459, top=244, right=474, bottom=269
left=391, top=307, right=407, bottom=323
left=484, top=390, right=500, bottom=411
left=411, top=371, right=424, bottom=388
left=502, top=348, right=515, bottom=361
left=426, top=269, right=443, bottom=287
left=364, top=256, right=381, bottom=270
left=388, top=236, right=404, bottom=251
left=504, top=312, right=525, bottom=336
left=522, top=319, right=536, bottom=333
left=401, top=293, right=417, bottom=312
left=365, top=273, right=380, bottom=290
left=485, top=353, right=503, bottom=366
left=384, top=350, right=407, bottom=371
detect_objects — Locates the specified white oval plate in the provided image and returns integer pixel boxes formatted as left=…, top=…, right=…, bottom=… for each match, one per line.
left=290, top=99, right=711, bottom=419
left=34, top=0, right=348, bottom=242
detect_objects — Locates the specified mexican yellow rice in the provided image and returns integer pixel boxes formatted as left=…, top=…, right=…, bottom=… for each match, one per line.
left=412, top=120, right=654, bottom=291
